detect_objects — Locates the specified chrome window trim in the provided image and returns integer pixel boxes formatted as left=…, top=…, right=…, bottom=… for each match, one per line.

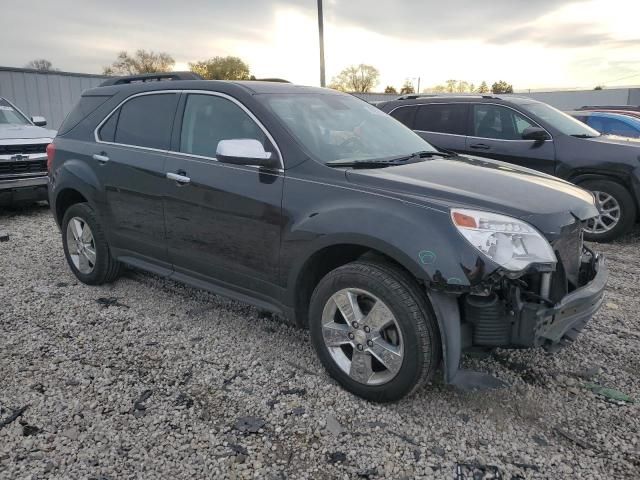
left=387, top=102, right=554, bottom=141
left=93, top=89, right=285, bottom=170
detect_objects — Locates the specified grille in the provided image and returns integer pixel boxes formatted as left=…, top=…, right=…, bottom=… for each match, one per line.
left=0, top=143, right=47, bottom=155
left=0, top=160, right=47, bottom=176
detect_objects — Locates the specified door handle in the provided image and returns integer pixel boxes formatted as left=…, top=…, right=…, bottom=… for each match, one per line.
left=92, top=153, right=109, bottom=164
left=469, top=143, right=491, bottom=150
left=166, top=171, right=191, bottom=185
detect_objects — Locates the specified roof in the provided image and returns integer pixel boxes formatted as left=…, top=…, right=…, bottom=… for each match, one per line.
left=89, top=72, right=335, bottom=97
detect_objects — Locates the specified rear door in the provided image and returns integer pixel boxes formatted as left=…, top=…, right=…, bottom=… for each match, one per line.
left=94, top=92, right=179, bottom=269
left=162, top=92, right=284, bottom=298
left=411, top=103, right=469, bottom=152
left=465, top=104, right=556, bottom=174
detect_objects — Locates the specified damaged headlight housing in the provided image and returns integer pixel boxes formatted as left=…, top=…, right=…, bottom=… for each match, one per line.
left=451, top=208, right=556, bottom=272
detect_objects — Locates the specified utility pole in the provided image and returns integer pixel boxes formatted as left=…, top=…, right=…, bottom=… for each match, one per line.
left=317, top=0, right=326, bottom=87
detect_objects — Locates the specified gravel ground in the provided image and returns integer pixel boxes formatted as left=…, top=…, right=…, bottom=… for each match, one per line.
left=0, top=204, right=639, bottom=479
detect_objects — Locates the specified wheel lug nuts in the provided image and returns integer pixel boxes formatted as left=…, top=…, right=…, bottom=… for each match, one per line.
left=352, top=321, right=359, bottom=329
left=357, top=344, right=363, bottom=351
left=367, top=340, right=373, bottom=347
left=364, top=326, right=370, bottom=333
left=348, top=333, right=354, bottom=340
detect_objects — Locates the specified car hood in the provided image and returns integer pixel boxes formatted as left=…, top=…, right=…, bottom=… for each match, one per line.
left=345, top=155, right=598, bottom=237
left=0, top=124, right=56, bottom=141
left=588, top=134, right=640, bottom=146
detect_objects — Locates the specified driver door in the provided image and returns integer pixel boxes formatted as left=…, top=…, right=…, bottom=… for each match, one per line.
left=464, top=104, right=556, bottom=174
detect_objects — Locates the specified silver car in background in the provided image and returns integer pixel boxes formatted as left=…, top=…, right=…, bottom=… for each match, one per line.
left=0, top=97, right=56, bottom=206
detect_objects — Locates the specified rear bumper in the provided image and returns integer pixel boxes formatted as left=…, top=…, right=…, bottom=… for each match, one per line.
left=519, top=254, right=607, bottom=349
left=0, top=175, right=49, bottom=205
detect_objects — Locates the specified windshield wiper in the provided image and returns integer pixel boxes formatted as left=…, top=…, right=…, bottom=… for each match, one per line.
left=571, top=133, right=599, bottom=138
left=326, top=150, right=454, bottom=169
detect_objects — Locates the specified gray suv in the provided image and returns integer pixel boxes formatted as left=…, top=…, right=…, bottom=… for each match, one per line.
left=0, top=97, right=55, bottom=206
left=378, top=95, right=640, bottom=242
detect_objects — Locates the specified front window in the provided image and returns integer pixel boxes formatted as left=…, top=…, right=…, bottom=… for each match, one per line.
left=259, top=93, right=437, bottom=164
left=473, top=104, right=537, bottom=140
left=0, top=98, right=30, bottom=125
left=521, top=102, right=600, bottom=137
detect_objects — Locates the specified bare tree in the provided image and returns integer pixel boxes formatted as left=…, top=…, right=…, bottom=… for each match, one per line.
left=399, top=80, right=415, bottom=95
left=103, top=50, right=175, bottom=75
left=329, top=64, right=380, bottom=93
left=25, top=59, right=55, bottom=71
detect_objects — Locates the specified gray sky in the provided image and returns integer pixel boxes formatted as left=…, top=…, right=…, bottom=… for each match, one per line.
left=2, top=0, right=639, bottom=90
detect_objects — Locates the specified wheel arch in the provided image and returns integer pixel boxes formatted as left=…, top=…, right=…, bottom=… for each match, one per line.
left=55, top=188, right=89, bottom=226
left=288, top=235, right=428, bottom=328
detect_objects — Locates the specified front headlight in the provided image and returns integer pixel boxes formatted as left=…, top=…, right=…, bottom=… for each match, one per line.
left=451, top=208, right=556, bottom=272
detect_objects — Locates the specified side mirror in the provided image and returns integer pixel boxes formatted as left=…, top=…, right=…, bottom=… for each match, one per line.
left=216, top=139, right=276, bottom=167
left=522, top=127, right=550, bottom=141
left=31, top=116, right=47, bottom=127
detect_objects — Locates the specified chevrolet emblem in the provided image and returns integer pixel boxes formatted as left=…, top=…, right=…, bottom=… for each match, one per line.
left=10, top=154, right=28, bottom=161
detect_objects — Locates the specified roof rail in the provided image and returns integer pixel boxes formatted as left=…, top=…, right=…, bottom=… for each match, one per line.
left=396, top=94, right=438, bottom=100
left=99, top=71, right=203, bottom=87
left=397, top=94, right=500, bottom=101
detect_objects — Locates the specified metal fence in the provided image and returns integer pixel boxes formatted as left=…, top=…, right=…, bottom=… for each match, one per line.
left=1, top=65, right=639, bottom=131
left=0, top=67, right=107, bottom=130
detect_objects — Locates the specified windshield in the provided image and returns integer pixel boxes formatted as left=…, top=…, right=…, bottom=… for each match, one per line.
left=259, top=93, right=437, bottom=164
left=520, top=102, right=600, bottom=137
left=0, top=98, right=30, bottom=126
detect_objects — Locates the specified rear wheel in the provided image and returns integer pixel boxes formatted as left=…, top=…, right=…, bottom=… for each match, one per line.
left=580, top=179, right=636, bottom=242
left=309, top=260, right=440, bottom=402
left=61, top=203, right=122, bottom=285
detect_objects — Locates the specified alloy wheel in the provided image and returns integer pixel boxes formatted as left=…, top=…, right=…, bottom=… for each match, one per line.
left=584, top=191, right=621, bottom=235
left=66, top=217, right=96, bottom=274
left=321, top=288, right=404, bottom=385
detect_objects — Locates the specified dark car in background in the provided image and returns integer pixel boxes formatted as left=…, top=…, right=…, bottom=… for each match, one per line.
left=378, top=95, right=640, bottom=242
left=0, top=97, right=55, bottom=206
left=48, top=75, right=606, bottom=401
left=568, top=110, right=640, bottom=138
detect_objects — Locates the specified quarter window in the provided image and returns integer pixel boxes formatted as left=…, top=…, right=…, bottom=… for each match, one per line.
left=101, top=93, right=178, bottom=149
left=414, top=104, right=468, bottom=135
left=473, top=104, right=537, bottom=140
left=179, top=94, right=270, bottom=158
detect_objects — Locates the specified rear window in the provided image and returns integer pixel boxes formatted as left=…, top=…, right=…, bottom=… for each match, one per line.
left=414, top=104, right=468, bottom=135
left=389, top=106, right=417, bottom=128
left=58, top=95, right=112, bottom=135
left=107, top=93, right=179, bottom=149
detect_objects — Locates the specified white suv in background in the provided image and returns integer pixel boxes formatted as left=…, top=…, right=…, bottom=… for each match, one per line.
left=0, top=97, right=56, bottom=206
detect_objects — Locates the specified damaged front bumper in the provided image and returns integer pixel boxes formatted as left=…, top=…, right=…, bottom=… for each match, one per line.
left=429, top=250, right=608, bottom=389
left=526, top=254, right=607, bottom=350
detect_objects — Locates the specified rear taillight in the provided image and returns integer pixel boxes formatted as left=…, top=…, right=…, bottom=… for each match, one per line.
left=46, top=143, right=56, bottom=172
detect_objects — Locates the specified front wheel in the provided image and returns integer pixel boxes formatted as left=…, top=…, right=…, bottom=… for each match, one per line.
left=61, top=203, right=122, bottom=285
left=580, top=179, right=636, bottom=242
left=309, top=260, right=441, bottom=402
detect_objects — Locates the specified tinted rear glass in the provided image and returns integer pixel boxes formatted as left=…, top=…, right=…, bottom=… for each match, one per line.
left=114, top=93, right=178, bottom=149
left=58, top=95, right=112, bottom=135
left=414, top=104, right=468, bottom=135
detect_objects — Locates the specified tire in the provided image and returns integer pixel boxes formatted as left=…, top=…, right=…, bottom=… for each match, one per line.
left=580, top=179, right=637, bottom=242
left=61, top=202, right=122, bottom=285
left=309, top=260, right=441, bottom=402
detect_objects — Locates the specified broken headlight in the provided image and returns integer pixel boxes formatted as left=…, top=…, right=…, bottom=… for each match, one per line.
left=451, top=208, right=556, bottom=272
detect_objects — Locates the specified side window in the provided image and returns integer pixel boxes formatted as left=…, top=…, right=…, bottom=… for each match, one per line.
left=109, top=93, right=178, bottom=149
left=389, top=106, right=417, bottom=128
left=599, top=118, right=638, bottom=137
left=473, top=105, right=536, bottom=140
left=179, top=94, right=270, bottom=158
left=414, top=104, right=468, bottom=135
